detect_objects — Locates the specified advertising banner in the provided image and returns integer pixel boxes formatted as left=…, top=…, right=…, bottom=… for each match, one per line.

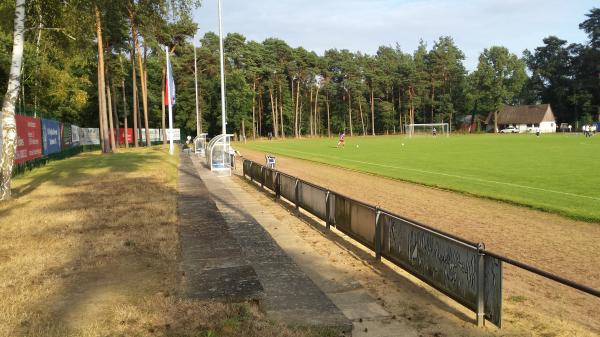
left=61, top=123, right=73, bottom=149
left=80, top=128, right=100, bottom=145
left=42, top=119, right=62, bottom=155
left=167, top=128, right=181, bottom=141
left=15, top=115, right=43, bottom=164
left=118, top=128, right=133, bottom=144
left=139, top=128, right=163, bottom=143
left=71, top=125, right=80, bottom=145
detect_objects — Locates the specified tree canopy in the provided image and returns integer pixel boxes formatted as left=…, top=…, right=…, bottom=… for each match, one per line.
left=0, top=4, right=598, bottom=140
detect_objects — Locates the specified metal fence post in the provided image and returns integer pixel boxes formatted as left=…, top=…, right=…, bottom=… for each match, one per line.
left=325, top=191, right=331, bottom=230
left=260, top=167, right=264, bottom=188
left=294, top=179, right=300, bottom=210
left=477, top=242, right=486, bottom=327
left=275, top=172, right=280, bottom=199
left=375, top=208, right=382, bottom=261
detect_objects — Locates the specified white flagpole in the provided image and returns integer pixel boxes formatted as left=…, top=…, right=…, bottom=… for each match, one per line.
left=218, top=0, right=226, bottom=136
left=194, top=45, right=200, bottom=134
left=166, top=46, right=174, bottom=155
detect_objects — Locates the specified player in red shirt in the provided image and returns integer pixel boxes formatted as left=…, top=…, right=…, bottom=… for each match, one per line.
left=337, top=131, right=345, bottom=148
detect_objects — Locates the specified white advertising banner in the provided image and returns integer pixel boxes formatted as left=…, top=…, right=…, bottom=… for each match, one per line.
left=80, top=128, right=100, bottom=145
left=140, top=128, right=162, bottom=142
left=71, top=125, right=80, bottom=144
left=167, top=128, right=181, bottom=141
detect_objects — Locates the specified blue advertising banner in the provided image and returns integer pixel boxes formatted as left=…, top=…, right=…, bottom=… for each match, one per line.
left=42, top=119, right=62, bottom=155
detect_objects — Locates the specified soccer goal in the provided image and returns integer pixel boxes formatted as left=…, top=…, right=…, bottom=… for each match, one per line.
left=407, top=123, right=450, bottom=137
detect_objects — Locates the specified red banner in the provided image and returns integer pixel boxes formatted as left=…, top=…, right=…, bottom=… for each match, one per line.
left=117, top=128, right=133, bottom=144
left=15, top=115, right=43, bottom=164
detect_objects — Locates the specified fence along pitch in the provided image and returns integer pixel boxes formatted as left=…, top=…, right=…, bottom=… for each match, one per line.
left=380, top=212, right=502, bottom=326
left=242, top=159, right=600, bottom=328
left=298, top=181, right=328, bottom=220
left=278, top=172, right=297, bottom=204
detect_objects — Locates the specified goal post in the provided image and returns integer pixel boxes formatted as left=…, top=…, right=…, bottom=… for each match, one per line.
left=407, top=123, right=450, bottom=137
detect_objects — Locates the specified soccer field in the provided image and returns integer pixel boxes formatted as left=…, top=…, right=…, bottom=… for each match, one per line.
left=239, top=133, right=600, bottom=222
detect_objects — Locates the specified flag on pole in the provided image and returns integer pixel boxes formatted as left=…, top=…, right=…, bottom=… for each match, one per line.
left=165, top=57, right=176, bottom=106
left=166, top=46, right=175, bottom=155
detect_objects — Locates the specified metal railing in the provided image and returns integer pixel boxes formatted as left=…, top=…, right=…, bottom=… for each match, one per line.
left=242, top=158, right=600, bottom=328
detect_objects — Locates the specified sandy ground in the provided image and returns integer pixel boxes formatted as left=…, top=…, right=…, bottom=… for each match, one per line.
left=238, top=148, right=600, bottom=336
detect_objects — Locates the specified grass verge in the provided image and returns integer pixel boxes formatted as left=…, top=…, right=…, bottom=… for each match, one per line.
left=0, top=146, right=335, bottom=337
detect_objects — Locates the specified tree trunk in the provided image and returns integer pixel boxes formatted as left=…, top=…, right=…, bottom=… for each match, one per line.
left=430, top=81, right=435, bottom=123
left=309, top=86, right=314, bottom=136
left=0, top=0, right=25, bottom=201
left=258, top=91, right=263, bottom=136
left=295, top=82, right=301, bottom=137
left=106, top=76, right=116, bottom=151
left=241, top=118, right=246, bottom=143
left=111, top=80, right=120, bottom=146
left=291, top=78, right=298, bottom=138
left=398, top=86, right=403, bottom=134
left=299, top=93, right=304, bottom=136
left=314, top=85, right=320, bottom=136
left=95, top=6, right=110, bottom=153
left=130, top=14, right=150, bottom=146
left=279, top=82, right=284, bottom=138
left=494, top=110, right=498, bottom=133
left=326, top=94, right=331, bottom=137
left=347, top=91, right=353, bottom=137
left=131, top=47, right=139, bottom=147
left=358, top=95, right=366, bottom=135
left=252, top=80, right=256, bottom=139
left=161, top=67, right=167, bottom=144
left=121, top=79, right=129, bottom=148
left=268, top=87, right=278, bottom=137
left=370, top=87, right=375, bottom=135
left=274, top=94, right=279, bottom=137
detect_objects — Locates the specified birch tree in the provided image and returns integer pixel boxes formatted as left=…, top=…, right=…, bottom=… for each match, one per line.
left=0, top=0, right=26, bottom=201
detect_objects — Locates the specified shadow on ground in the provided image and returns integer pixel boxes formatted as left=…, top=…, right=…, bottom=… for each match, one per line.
left=1, top=148, right=180, bottom=336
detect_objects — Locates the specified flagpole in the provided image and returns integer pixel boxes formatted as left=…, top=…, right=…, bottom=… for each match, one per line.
left=194, top=45, right=200, bottom=135
left=218, top=0, right=226, bottom=136
left=166, top=46, right=174, bottom=155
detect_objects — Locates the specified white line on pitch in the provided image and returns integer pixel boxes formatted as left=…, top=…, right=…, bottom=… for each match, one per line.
left=252, top=145, right=600, bottom=202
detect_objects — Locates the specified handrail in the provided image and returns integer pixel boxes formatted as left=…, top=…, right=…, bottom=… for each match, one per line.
left=241, top=157, right=600, bottom=300
left=484, top=250, right=600, bottom=298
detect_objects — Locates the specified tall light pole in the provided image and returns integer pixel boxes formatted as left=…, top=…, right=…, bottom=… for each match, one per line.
left=218, top=0, right=226, bottom=135
left=194, top=46, right=200, bottom=135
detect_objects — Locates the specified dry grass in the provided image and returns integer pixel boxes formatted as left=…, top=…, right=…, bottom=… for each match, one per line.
left=0, top=146, right=334, bottom=337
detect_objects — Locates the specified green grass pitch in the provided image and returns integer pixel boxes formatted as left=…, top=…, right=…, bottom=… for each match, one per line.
left=239, top=133, right=600, bottom=222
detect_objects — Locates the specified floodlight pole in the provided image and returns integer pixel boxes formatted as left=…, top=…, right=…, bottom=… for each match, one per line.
left=218, top=0, right=226, bottom=136
left=194, top=46, right=200, bottom=134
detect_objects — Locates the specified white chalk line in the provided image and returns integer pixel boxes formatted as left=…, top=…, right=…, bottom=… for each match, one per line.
left=251, top=145, right=600, bottom=202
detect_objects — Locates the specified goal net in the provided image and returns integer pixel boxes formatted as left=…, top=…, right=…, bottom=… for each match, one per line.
left=407, top=123, right=450, bottom=137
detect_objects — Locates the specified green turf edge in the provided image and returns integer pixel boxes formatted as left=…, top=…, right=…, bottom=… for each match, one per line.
left=238, top=145, right=600, bottom=224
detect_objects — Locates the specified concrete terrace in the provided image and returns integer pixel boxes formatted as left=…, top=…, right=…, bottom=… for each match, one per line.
left=177, top=152, right=354, bottom=333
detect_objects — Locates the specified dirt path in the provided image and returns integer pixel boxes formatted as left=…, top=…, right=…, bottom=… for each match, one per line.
left=239, top=149, right=600, bottom=335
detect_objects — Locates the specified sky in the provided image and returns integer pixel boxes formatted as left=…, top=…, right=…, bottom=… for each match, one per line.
left=192, top=0, right=596, bottom=70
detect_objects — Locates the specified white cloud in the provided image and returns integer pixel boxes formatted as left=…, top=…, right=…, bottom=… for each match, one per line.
left=193, top=0, right=595, bottom=70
